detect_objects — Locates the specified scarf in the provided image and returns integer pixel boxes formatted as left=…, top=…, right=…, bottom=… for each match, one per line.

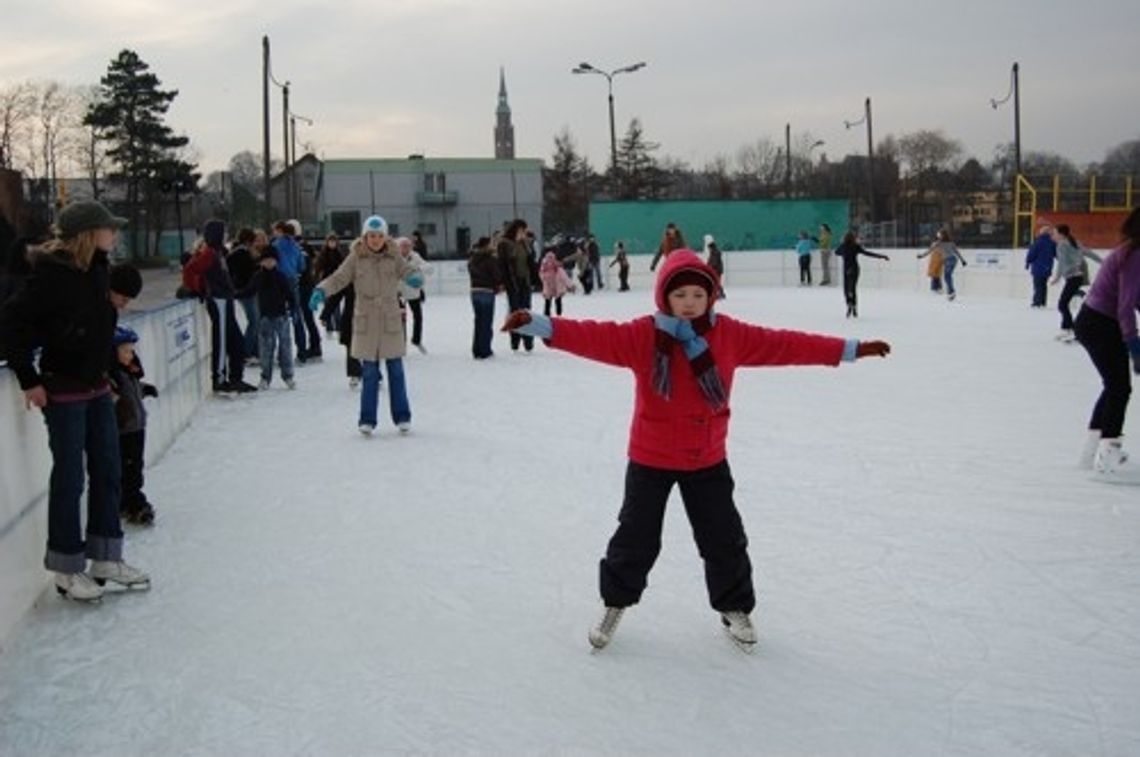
left=652, top=311, right=727, bottom=411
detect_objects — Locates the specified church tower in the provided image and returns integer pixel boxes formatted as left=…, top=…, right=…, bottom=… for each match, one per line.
left=494, top=67, right=515, bottom=159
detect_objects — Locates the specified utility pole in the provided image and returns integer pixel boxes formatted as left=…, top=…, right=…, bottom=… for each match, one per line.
left=262, top=36, right=271, bottom=227
left=865, top=97, right=876, bottom=222
left=282, top=82, right=291, bottom=221
left=784, top=123, right=792, bottom=199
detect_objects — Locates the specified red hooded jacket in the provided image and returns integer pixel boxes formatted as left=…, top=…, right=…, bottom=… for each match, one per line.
left=548, top=251, right=849, bottom=470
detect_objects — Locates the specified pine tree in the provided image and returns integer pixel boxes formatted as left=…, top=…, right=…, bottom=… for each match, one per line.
left=542, top=128, right=592, bottom=235
left=613, top=118, right=669, bottom=200
left=85, top=50, right=192, bottom=258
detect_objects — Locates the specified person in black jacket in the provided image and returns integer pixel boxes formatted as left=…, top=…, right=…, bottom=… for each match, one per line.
left=833, top=230, right=891, bottom=318
left=0, top=200, right=150, bottom=601
left=108, top=326, right=158, bottom=525
left=226, top=228, right=259, bottom=360
left=468, top=236, right=502, bottom=359
left=236, top=248, right=296, bottom=389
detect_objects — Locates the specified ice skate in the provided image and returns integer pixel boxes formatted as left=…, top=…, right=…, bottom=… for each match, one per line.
left=1054, top=329, right=1075, bottom=343
left=588, top=606, right=625, bottom=650
left=89, top=560, right=151, bottom=590
left=258, top=378, right=270, bottom=390
left=720, top=611, right=757, bottom=649
left=414, top=343, right=427, bottom=355
left=285, top=378, right=296, bottom=390
left=397, top=421, right=411, bottom=435
left=54, top=571, right=103, bottom=602
left=1093, top=439, right=1139, bottom=484
left=349, top=376, right=361, bottom=389
left=359, top=423, right=375, bottom=436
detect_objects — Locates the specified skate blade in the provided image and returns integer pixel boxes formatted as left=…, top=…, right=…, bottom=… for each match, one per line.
left=92, top=578, right=152, bottom=591
left=55, top=586, right=103, bottom=603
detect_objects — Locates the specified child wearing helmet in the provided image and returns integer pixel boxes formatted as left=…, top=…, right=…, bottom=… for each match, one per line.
left=108, top=326, right=159, bottom=524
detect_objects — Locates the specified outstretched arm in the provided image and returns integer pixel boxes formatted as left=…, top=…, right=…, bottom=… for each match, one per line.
left=501, top=310, right=646, bottom=368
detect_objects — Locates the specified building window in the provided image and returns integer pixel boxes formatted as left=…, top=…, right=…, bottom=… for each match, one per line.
left=388, top=223, right=399, bottom=237
left=423, top=174, right=435, bottom=192
left=417, top=223, right=437, bottom=236
left=330, top=211, right=361, bottom=238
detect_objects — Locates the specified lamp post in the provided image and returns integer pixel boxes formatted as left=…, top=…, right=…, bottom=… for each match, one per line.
left=288, top=110, right=314, bottom=219
left=990, top=62, right=1021, bottom=180
left=571, top=61, right=647, bottom=172
left=844, top=97, right=875, bottom=222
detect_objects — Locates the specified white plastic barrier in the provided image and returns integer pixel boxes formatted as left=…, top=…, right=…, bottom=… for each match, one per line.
left=421, top=248, right=1044, bottom=301
left=0, top=300, right=210, bottom=648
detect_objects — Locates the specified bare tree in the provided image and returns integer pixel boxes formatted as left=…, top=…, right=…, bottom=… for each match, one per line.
left=735, top=137, right=782, bottom=197
left=0, top=82, right=35, bottom=170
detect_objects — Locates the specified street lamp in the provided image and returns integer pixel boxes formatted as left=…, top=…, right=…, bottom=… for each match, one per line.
left=990, top=62, right=1021, bottom=180
left=571, top=61, right=647, bottom=172
left=844, top=97, right=875, bottom=222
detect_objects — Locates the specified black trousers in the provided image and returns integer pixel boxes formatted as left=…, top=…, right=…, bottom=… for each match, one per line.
left=1074, top=306, right=1132, bottom=438
left=843, top=266, right=860, bottom=307
left=618, top=267, right=629, bottom=291
left=599, top=460, right=755, bottom=613
left=507, top=288, right=534, bottom=351
left=543, top=296, right=563, bottom=316
left=1057, top=276, right=1083, bottom=330
left=407, top=296, right=423, bottom=346
left=799, top=255, right=812, bottom=284
left=206, top=298, right=245, bottom=384
left=119, top=430, right=149, bottom=512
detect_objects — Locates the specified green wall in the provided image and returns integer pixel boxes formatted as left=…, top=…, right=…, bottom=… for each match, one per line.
left=589, top=199, right=850, bottom=254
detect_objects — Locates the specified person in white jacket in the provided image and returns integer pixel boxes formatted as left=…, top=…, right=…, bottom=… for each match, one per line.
left=397, top=236, right=432, bottom=353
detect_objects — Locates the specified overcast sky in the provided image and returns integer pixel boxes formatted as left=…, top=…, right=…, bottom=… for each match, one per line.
left=4, top=0, right=1139, bottom=175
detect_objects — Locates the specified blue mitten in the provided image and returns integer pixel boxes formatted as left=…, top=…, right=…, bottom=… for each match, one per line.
left=309, top=288, right=326, bottom=312
left=405, top=272, right=424, bottom=289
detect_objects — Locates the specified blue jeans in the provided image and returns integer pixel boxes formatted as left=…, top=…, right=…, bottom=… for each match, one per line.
left=359, top=359, right=411, bottom=427
left=471, top=291, right=495, bottom=358
left=258, top=315, right=295, bottom=383
left=238, top=295, right=259, bottom=358
left=42, top=393, right=124, bottom=572
left=943, top=258, right=958, bottom=296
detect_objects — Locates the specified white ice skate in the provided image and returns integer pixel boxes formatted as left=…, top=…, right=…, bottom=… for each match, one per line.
left=397, top=421, right=411, bottom=435
left=1054, top=330, right=1076, bottom=343
left=285, top=378, right=296, bottom=390
left=54, top=571, right=103, bottom=602
left=359, top=423, right=375, bottom=436
left=1078, top=431, right=1100, bottom=470
left=1093, top=439, right=1139, bottom=484
left=720, top=611, right=757, bottom=648
left=258, top=378, right=269, bottom=390
left=89, top=560, right=151, bottom=590
left=349, top=377, right=361, bottom=389
left=588, top=606, right=625, bottom=650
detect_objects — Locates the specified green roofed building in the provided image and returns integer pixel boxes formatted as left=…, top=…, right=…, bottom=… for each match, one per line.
left=589, top=199, right=850, bottom=255
left=318, top=157, right=543, bottom=257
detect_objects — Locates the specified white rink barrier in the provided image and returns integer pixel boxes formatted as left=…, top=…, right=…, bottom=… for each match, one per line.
left=421, top=247, right=1052, bottom=301
left=0, top=300, right=210, bottom=649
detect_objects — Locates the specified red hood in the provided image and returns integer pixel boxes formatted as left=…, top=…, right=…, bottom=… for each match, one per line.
left=653, top=249, right=721, bottom=313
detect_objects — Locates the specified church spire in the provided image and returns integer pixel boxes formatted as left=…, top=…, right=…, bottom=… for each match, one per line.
left=494, top=66, right=515, bottom=159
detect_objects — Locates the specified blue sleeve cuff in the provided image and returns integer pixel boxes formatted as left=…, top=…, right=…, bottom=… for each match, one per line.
left=525, top=313, right=554, bottom=339
left=842, top=339, right=858, bottom=362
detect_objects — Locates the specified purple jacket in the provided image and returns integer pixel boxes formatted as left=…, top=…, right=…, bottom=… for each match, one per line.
left=1084, top=245, right=1140, bottom=343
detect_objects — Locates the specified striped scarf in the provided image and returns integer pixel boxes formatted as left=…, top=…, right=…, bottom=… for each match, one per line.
left=652, top=311, right=727, bottom=411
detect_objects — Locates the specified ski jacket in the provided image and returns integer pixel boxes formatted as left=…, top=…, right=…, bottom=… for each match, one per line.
left=0, top=248, right=117, bottom=394
left=468, top=247, right=502, bottom=291
left=227, top=245, right=258, bottom=291
left=109, top=357, right=148, bottom=434
left=547, top=252, right=849, bottom=470
left=1025, top=234, right=1056, bottom=277
left=795, top=239, right=813, bottom=258
left=497, top=238, right=531, bottom=295
left=238, top=266, right=293, bottom=319
left=317, top=238, right=420, bottom=361
left=272, top=236, right=304, bottom=282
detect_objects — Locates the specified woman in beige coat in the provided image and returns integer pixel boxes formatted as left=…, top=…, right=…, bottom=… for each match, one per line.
left=310, top=215, right=423, bottom=435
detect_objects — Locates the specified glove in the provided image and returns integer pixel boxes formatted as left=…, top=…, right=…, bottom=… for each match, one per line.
left=308, top=288, right=326, bottom=312
left=855, top=340, right=891, bottom=359
left=500, top=310, right=553, bottom=339
left=142, top=383, right=159, bottom=398
left=405, top=272, right=424, bottom=289
left=961, top=261, right=967, bottom=267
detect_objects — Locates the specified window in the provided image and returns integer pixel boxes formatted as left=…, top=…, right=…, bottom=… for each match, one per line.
left=416, top=223, right=437, bottom=236
left=423, top=174, right=435, bottom=192
left=388, top=223, right=399, bottom=237
left=330, top=211, right=361, bottom=238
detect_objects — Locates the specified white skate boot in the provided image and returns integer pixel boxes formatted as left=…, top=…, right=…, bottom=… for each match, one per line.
left=1078, top=431, right=1101, bottom=470
left=721, top=611, right=758, bottom=648
left=54, top=571, right=103, bottom=602
left=89, top=560, right=151, bottom=590
left=1093, top=438, right=1138, bottom=484
left=359, top=423, right=375, bottom=436
left=588, top=606, right=625, bottom=649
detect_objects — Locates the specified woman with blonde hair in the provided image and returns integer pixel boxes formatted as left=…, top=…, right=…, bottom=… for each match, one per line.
left=0, top=200, right=151, bottom=601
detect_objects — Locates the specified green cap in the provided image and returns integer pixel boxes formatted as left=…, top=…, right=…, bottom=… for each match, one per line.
left=57, top=201, right=127, bottom=238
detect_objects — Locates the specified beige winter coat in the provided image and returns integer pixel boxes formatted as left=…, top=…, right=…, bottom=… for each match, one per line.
left=317, top=238, right=420, bottom=361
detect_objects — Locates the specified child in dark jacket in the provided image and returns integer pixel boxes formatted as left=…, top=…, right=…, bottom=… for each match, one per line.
left=108, top=326, right=158, bottom=525
left=237, top=247, right=296, bottom=389
left=503, top=250, right=891, bottom=650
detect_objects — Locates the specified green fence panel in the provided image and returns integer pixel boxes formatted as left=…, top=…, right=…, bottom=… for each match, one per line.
left=589, top=199, right=850, bottom=255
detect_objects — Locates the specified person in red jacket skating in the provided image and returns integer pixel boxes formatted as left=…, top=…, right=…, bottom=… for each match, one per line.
left=502, top=250, right=891, bottom=650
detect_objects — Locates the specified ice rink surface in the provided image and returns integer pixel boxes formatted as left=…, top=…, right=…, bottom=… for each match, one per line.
left=1, top=282, right=1138, bottom=756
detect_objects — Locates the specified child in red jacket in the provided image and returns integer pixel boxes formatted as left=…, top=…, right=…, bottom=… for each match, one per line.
left=502, top=250, right=890, bottom=650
